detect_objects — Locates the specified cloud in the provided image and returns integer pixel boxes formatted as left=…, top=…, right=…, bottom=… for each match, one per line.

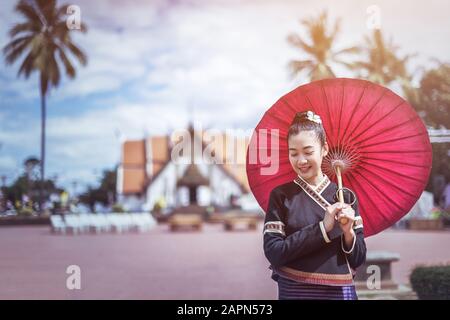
left=1, top=0, right=450, bottom=191
left=0, top=155, right=17, bottom=172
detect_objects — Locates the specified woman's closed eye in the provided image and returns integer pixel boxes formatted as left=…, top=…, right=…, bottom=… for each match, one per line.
left=290, top=152, right=313, bottom=157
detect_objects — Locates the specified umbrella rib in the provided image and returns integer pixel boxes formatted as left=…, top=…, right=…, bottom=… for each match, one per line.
left=347, top=88, right=388, bottom=142
left=358, top=156, right=431, bottom=168
left=312, top=85, right=334, bottom=142
left=354, top=100, right=407, bottom=143
left=353, top=115, right=421, bottom=146
left=361, top=149, right=431, bottom=154
left=356, top=167, right=422, bottom=197
left=346, top=170, right=393, bottom=229
left=348, top=169, right=405, bottom=213
left=356, top=159, right=429, bottom=186
left=336, top=82, right=344, bottom=151
left=268, top=110, right=293, bottom=127
left=354, top=131, right=429, bottom=149
left=341, top=82, right=369, bottom=147
left=344, top=171, right=375, bottom=219
left=280, top=98, right=300, bottom=116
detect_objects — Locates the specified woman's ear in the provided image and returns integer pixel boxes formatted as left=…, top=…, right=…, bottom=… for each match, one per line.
left=322, top=142, right=329, bottom=158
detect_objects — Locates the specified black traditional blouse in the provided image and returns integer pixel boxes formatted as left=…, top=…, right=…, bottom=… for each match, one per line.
left=263, top=174, right=367, bottom=286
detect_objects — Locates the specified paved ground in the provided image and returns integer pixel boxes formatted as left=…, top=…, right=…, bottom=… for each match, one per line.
left=0, top=223, right=449, bottom=299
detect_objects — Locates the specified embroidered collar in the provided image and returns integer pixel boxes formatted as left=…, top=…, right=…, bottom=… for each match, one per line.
left=293, top=174, right=332, bottom=211
left=297, top=174, right=330, bottom=194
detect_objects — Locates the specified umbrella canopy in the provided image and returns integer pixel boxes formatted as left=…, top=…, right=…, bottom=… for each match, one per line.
left=246, top=78, right=432, bottom=236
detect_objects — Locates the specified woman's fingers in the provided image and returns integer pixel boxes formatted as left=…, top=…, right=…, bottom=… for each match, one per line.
left=341, top=207, right=355, bottom=217
left=333, top=203, right=344, bottom=214
left=338, top=208, right=355, bottom=223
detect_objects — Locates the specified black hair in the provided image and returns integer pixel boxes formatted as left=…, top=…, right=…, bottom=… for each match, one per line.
left=287, top=111, right=327, bottom=147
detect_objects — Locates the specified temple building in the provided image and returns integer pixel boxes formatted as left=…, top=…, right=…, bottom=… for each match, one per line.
left=116, top=124, right=255, bottom=213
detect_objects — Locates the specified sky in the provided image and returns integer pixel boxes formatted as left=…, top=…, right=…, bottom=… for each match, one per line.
left=1, top=0, right=449, bottom=193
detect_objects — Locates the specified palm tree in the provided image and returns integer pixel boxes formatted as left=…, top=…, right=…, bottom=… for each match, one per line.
left=287, top=11, right=360, bottom=81
left=350, top=29, right=413, bottom=86
left=3, top=0, right=87, bottom=213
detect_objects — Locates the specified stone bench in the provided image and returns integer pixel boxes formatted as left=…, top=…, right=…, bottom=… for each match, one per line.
left=223, top=215, right=258, bottom=231
left=355, top=251, right=400, bottom=290
left=354, top=251, right=417, bottom=299
left=168, top=213, right=203, bottom=231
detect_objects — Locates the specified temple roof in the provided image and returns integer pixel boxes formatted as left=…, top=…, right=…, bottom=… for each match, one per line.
left=177, top=164, right=209, bottom=187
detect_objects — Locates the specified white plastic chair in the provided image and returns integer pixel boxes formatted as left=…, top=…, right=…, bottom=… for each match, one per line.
left=85, top=214, right=102, bottom=234
left=96, top=214, right=111, bottom=233
left=129, top=214, right=146, bottom=232
left=121, top=214, right=134, bottom=232
left=64, top=215, right=83, bottom=234
left=78, top=214, right=91, bottom=233
left=50, top=215, right=66, bottom=234
left=141, top=213, right=156, bottom=229
left=108, top=214, right=127, bottom=233
left=137, top=213, right=156, bottom=232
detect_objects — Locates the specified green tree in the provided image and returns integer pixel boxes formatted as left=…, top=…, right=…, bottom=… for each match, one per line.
left=3, top=0, right=87, bottom=212
left=2, top=157, right=63, bottom=211
left=405, top=62, right=450, bottom=129
left=287, top=11, right=359, bottom=81
left=79, top=169, right=117, bottom=212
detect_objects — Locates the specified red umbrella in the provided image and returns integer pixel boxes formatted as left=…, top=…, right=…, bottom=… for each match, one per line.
left=246, top=78, right=432, bottom=236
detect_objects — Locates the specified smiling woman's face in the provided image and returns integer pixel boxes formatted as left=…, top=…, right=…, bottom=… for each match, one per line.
left=288, top=130, right=328, bottom=183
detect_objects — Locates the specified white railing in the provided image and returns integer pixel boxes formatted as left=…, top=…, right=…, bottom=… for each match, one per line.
left=428, top=128, right=450, bottom=143
left=50, top=213, right=156, bottom=235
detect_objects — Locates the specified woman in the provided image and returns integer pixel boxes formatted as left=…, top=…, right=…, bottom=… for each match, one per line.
left=263, top=110, right=367, bottom=300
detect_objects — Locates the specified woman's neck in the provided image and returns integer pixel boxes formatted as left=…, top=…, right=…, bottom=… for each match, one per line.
left=304, top=172, right=325, bottom=187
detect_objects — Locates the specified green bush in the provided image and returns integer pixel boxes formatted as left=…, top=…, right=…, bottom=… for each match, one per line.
left=17, top=207, right=34, bottom=217
left=111, top=203, right=125, bottom=213
left=410, top=265, right=450, bottom=299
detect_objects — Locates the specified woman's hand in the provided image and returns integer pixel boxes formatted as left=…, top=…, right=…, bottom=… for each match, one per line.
left=323, top=202, right=344, bottom=232
left=338, top=204, right=355, bottom=234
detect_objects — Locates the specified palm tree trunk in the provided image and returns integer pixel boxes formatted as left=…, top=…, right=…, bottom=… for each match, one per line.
left=39, top=90, right=46, bottom=214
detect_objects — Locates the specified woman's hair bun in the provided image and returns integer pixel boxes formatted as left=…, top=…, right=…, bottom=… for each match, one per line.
left=291, top=110, right=322, bottom=125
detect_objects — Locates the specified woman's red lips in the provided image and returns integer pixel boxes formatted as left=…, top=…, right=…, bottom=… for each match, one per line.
left=299, top=166, right=311, bottom=172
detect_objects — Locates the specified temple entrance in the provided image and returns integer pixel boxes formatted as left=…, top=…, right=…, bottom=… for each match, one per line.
left=176, top=163, right=209, bottom=207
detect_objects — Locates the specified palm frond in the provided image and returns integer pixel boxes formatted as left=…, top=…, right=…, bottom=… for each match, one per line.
left=15, top=1, right=42, bottom=26
left=36, top=0, right=57, bottom=25
left=17, top=50, right=37, bottom=78
left=3, top=35, right=34, bottom=64
left=332, top=46, right=361, bottom=57
left=66, top=42, right=87, bottom=66
left=287, top=34, right=315, bottom=56
left=288, top=60, right=314, bottom=78
left=57, top=45, right=75, bottom=78
left=9, top=22, right=40, bottom=37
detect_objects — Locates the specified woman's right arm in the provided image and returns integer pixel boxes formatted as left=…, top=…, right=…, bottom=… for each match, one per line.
left=263, top=188, right=339, bottom=268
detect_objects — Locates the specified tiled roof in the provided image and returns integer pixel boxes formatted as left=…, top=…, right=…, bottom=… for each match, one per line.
left=120, top=131, right=250, bottom=195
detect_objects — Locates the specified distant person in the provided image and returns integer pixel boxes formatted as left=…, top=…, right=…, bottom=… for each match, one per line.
left=443, top=178, right=450, bottom=212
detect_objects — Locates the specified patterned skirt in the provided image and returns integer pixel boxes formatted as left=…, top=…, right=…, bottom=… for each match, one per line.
left=277, top=276, right=358, bottom=300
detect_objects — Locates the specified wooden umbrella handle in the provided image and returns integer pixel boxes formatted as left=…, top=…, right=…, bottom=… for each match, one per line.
left=335, top=166, right=349, bottom=225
